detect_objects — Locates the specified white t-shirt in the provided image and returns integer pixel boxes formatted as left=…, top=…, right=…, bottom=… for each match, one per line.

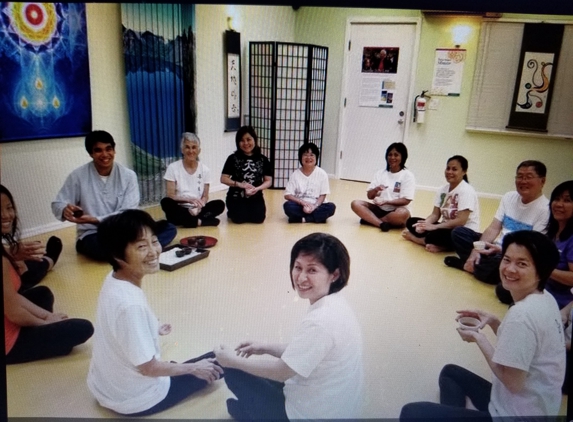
left=87, top=272, right=169, bottom=414
left=164, top=160, right=210, bottom=207
left=433, top=181, right=480, bottom=231
left=489, top=292, right=565, bottom=417
left=281, top=293, right=363, bottom=420
left=493, top=191, right=549, bottom=244
left=367, top=168, right=416, bottom=211
left=284, top=167, right=330, bottom=205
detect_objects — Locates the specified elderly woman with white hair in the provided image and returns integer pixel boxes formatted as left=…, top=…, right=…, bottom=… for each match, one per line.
left=160, top=133, right=225, bottom=228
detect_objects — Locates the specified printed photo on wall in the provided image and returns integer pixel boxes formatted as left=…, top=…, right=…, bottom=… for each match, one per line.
left=362, top=47, right=399, bottom=74
left=0, top=3, right=92, bottom=142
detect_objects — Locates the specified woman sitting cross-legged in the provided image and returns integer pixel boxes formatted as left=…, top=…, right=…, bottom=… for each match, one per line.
left=2, top=184, right=93, bottom=364
left=87, top=209, right=223, bottom=416
left=350, top=142, right=415, bottom=232
left=400, top=230, right=565, bottom=421
left=220, top=126, right=273, bottom=224
left=402, top=155, right=480, bottom=253
left=215, top=233, right=363, bottom=421
left=283, top=142, right=336, bottom=223
left=160, top=132, right=225, bottom=228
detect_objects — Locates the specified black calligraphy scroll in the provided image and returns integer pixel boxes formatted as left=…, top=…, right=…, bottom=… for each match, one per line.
left=506, top=23, right=564, bottom=132
left=225, top=30, right=241, bottom=131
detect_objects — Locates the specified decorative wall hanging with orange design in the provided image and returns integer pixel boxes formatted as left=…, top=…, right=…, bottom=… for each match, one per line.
left=0, top=3, right=91, bottom=142
left=507, top=23, right=564, bottom=132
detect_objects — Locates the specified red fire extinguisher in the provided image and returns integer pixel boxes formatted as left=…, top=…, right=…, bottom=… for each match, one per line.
left=414, top=90, right=429, bottom=124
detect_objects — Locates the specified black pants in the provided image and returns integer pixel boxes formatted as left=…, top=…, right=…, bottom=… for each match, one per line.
left=124, top=351, right=217, bottom=417
left=19, top=259, right=50, bottom=291
left=406, top=217, right=455, bottom=250
left=451, top=226, right=500, bottom=285
left=223, top=368, right=288, bottom=420
left=226, top=194, right=266, bottom=224
left=400, top=364, right=492, bottom=421
left=161, top=197, right=225, bottom=228
left=6, top=286, right=94, bottom=364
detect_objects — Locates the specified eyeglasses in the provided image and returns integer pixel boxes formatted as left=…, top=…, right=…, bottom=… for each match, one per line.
left=515, top=175, right=539, bottom=181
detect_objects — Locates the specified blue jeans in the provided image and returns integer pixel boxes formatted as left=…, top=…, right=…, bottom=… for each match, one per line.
left=283, top=200, right=336, bottom=223
left=76, top=220, right=177, bottom=261
left=400, top=364, right=492, bottom=421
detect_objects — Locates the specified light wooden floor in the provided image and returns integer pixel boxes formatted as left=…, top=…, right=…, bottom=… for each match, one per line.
left=6, top=179, right=566, bottom=419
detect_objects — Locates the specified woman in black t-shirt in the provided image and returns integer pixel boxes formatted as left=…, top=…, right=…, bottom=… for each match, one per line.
left=220, top=126, right=273, bottom=224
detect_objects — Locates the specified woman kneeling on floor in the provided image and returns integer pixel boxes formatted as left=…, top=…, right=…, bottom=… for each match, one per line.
left=87, top=209, right=223, bottom=416
left=283, top=142, right=336, bottom=224
left=215, top=232, right=363, bottom=420
left=400, top=230, right=565, bottom=421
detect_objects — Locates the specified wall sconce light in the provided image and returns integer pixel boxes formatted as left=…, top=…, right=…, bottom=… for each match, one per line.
left=227, top=16, right=234, bottom=31
left=452, top=25, right=471, bottom=48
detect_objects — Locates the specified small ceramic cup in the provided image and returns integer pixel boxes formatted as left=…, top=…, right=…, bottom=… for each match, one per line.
left=458, top=316, right=481, bottom=332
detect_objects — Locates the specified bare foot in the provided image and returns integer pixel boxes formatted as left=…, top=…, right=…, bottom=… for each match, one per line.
left=401, top=229, right=412, bottom=240
left=188, top=207, right=200, bottom=216
left=425, top=244, right=447, bottom=253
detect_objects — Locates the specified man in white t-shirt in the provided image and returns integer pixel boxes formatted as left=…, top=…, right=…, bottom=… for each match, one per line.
left=445, top=160, right=549, bottom=287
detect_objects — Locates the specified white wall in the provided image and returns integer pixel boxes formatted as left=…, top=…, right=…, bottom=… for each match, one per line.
left=3, top=5, right=572, bottom=237
left=1, top=4, right=295, bottom=237
left=195, top=5, right=296, bottom=193
left=295, top=8, right=573, bottom=197
left=1, top=3, right=131, bottom=237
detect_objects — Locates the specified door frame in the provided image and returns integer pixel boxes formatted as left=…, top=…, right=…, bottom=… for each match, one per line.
left=335, top=17, right=422, bottom=179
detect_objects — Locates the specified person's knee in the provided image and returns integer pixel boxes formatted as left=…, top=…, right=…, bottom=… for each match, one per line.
left=350, top=199, right=364, bottom=212
left=400, top=402, right=431, bottom=420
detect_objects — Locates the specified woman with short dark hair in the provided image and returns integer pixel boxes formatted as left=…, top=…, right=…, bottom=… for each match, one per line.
left=220, top=126, right=273, bottom=224
left=88, top=209, right=223, bottom=416
left=350, top=142, right=415, bottom=232
left=402, top=155, right=480, bottom=252
left=215, top=233, right=363, bottom=420
left=400, top=230, right=565, bottom=420
left=283, top=143, right=336, bottom=223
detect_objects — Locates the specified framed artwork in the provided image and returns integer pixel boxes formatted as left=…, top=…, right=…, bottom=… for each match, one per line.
left=507, top=23, right=564, bottom=132
left=0, top=3, right=92, bottom=142
left=225, top=30, right=241, bottom=131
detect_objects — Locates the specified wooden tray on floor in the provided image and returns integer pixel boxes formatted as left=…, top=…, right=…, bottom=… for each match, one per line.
left=159, top=244, right=210, bottom=272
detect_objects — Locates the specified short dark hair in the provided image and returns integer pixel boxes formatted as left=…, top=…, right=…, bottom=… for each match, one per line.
left=546, top=180, right=573, bottom=242
left=97, top=209, right=158, bottom=271
left=517, top=160, right=547, bottom=178
left=290, top=232, right=350, bottom=294
left=385, top=142, right=408, bottom=171
left=235, top=126, right=261, bottom=156
left=501, top=230, right=559, bottom=291
left=85, top=130, right=116, bottom=155
left=447, top=155, right=469, bottom=183
left=298, top=142, right=320, bottom=166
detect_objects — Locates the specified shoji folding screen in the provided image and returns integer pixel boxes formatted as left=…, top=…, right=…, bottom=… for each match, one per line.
left=249, top=42, right=328, bottom=188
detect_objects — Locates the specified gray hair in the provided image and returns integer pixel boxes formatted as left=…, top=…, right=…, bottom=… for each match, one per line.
left=180, top=132, right=201, bottom=151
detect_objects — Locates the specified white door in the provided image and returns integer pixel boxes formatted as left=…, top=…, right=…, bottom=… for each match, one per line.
left=339, top=22, right=418, bottom=182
